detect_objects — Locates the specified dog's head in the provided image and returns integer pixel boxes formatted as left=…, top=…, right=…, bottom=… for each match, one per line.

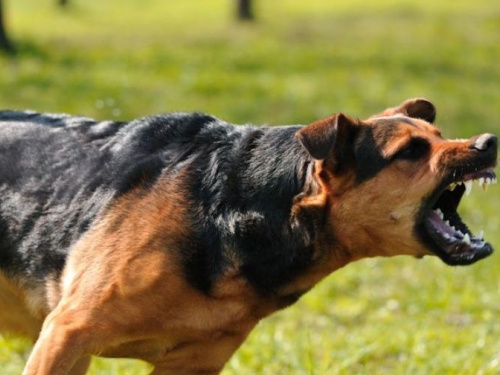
left=296, top=99, right=497, bottom=265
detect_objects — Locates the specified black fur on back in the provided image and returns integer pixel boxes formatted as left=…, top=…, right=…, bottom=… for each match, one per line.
left=0, top=110, right=319, bottom=296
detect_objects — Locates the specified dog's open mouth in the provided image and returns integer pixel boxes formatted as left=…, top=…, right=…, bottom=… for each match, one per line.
left=421, top=168, right=497, bottom=265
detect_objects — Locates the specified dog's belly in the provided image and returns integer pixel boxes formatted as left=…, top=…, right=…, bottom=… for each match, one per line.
left=0, top=272, right=42, bottom=339
left=100, top=338, right=174, bottom=361
left=99, top=329, right=251, bottom=372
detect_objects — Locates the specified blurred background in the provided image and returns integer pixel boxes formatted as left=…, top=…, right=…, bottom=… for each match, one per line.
left=0, top=0, right=499, bottom=374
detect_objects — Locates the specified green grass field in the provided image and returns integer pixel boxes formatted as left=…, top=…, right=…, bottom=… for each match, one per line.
left=1, top=0, right=500, bottom=373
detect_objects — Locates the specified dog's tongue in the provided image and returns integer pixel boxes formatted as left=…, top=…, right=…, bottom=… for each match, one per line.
left=428, top=211, right=456, bottom=237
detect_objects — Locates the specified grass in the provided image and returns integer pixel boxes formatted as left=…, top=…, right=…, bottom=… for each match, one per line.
left=1, top=0, right=500, bottom=373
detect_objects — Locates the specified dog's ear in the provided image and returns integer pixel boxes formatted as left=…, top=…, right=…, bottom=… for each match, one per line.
left=396, top=98, right=436, bottom=123
left=369, top=98, right=436, bottom=123
left=296, top=113, right=356, bottom=160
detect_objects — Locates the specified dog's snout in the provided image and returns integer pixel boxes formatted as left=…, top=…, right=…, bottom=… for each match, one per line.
left=471, top=133, right=498, bottom=152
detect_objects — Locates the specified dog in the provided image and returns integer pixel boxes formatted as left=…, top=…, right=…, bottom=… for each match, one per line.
left=0, top=99, right=497, bottom=374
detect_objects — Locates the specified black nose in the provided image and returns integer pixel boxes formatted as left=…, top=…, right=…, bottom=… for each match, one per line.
left=471, top=133, right=498, bottom=152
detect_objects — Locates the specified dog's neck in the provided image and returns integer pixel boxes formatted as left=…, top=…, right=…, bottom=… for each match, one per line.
left=185, top=124, right=334, bottom=302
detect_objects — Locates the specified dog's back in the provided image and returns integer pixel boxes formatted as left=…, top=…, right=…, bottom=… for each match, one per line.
left=0, top=111, right=228, bottom=287
left=0, top=112, right=115, bottom=283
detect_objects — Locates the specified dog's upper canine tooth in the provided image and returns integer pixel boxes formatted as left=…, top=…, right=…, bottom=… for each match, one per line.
left=448, top=183, right=457, bottom=191
left=483, top=179, right=489, bottom=191
left=434, top=208, right=444, bottom=219
left=464, top=180, right=473, bottom=195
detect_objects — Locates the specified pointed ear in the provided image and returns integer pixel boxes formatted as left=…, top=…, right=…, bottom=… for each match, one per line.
left=369, top=98, right=436, bottom=123
left=296, top=113, right=355, bottom=160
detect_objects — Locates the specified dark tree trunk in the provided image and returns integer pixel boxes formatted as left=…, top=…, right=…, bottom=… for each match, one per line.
left=59, top=0, right=69, bottom=7
left=0, top=0, right=14, bottom=55
left=237, top=0, right=254, bottom=21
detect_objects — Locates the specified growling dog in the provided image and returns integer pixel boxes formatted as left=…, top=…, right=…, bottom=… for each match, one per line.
left=0, top=99, right=496, bottom=374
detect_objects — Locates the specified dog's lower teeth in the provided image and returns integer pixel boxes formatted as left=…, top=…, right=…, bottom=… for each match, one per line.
left=434, top=208, right=444, bottom=219
left=464, top=233, right=471, bottom=245
left=477, top=230, right=484, bottom=240
left=472, top=240, right=486, bottom=248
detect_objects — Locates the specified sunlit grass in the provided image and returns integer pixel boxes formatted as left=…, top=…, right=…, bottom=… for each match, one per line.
left=1, top=0, right=500, bottom=373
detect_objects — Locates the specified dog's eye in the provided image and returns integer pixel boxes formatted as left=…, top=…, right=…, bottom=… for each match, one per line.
left=395, top=138, right=430, bottom=160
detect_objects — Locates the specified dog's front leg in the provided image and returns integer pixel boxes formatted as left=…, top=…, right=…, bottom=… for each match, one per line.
left=22, top=306, right=92, bottom=375
left=68, top=356, right=91, bottom=375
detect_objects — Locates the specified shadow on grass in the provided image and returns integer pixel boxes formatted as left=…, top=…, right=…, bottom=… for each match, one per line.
left=0, top=39, right=51, bottom=61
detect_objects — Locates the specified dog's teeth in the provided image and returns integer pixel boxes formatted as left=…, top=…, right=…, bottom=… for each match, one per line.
left=434, top=208, right=444, bottom=219
left=474, top=240, right=486, bottom=248
left=445, top=220, right=450, bottom=227
left=448, top=183, right=457, bottom=191
left=477, top=230, right=484, bottom=240
left=483, top=178, right=489, bottom=191
left=464, top=180, right=473, bottom=195
left=463, top=233, right=471, bottom=245
left=456, top=229, right=464, bottom=238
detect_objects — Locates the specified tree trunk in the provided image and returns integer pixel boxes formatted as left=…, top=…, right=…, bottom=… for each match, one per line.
left=237, top=0, right=254, bottom=21
left=0, top=0, right=14, bottom=55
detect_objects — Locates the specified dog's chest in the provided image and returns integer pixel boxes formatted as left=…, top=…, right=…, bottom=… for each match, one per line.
left=0, top=272, right=43, bottom=337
